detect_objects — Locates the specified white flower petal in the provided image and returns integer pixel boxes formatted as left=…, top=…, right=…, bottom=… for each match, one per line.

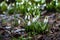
left=6, top=0, right=9, bottom=2
left=28, top=15, right=30, bottom=20
left=25, top=15, right=27, bottom=19
left=29, top=2, right=32, bottom=5
left=27, top=21, right=31, bottom=26
left=18, top=20, right=21, bottom=24
left=32, top=18, right=36, bottom=22
left=44, top=16, right=49, bottom=23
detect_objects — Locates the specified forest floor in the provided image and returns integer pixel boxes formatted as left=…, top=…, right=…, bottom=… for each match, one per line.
left=0, top=12, right=60, bottom=40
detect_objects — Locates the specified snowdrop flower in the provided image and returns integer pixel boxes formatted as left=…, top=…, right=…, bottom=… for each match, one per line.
left=6, top=0, right=9, bottom=2
left=32, top=15, right=39, bottom=22
left=29, top=2, right=32, bottom=5
left=53, top=0, right=58, bottom=6
left=25, top=13, right=30, bottom=20
left=12, top=3, right=15, bottom=6
left=28, top=15, right=30, bottom=20
left=16, top=2, right=21, bottom=5
left=43, top=4, right=46, bottom=7
left=25, top=15, right=27, bottom=19
left=40, top=4, right=46, bottom=10
left=32, top=18, right=36, bottom=22
left=41, top=0, right=45, bottom=3
left=16, top=2, right=19, bottom=5
left=38, top=4, right=40, bottom=7
left=34, top=6, right=36, bottom=9
left=56, top=3, right=58, bottom=6
left=7, top=4, right=10, bottom=9
left=37, top=4, right=40, bottom=8
left=18, top=20, right=21, bottom=24
left=7, top=4, right=12, bottom=10
left=44, top=16, right=49, bottom=23
left=56, top=0, right=58, bottom=6
left=28, top=7, right=31, bottom=11
left=27, top=21, right=31, bottom=26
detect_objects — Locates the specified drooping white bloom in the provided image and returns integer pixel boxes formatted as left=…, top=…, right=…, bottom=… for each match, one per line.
left=16, top=2, right=19, bottom=5
left=25, top=14, right=30, bottom=20
left=16, top=2, right=21, bottom=5
left=43, top=4, right=46, bottom=7
left=38, top=4, right=40, bottom=6
left=44, top=16, right=49, bottom=23
left=7, top=4, right=12, bottom=10
left=29, top=2, right=32, bottom=5
left=53, top=0, right=58, bottom=6
left=32, top=18, right=36, bottom=22
left=12, top=3, right=15, bottom=6
left=18, top=20, right=21, bottom=24
left=27, top=21, right=31, bottom=26
left=38, top=4, right=40, bottom=7
left=34, top=6, right=36, bottom=9
left=6, top=0, right=8, bottom=2
left=28, top=15, right=30, bottom=20
left=32, top=15, right=39, bottom=22
left=25, top=15, right=27, bottom=19
left=56, top=0, right=58, bottom=6
left=37, top=4, right=40, bottom=8
left=41, top=0, right=45, bottom=3
left=56, top=3, right=58, bottom=6
left=40, top=4, right=46, bottom=10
